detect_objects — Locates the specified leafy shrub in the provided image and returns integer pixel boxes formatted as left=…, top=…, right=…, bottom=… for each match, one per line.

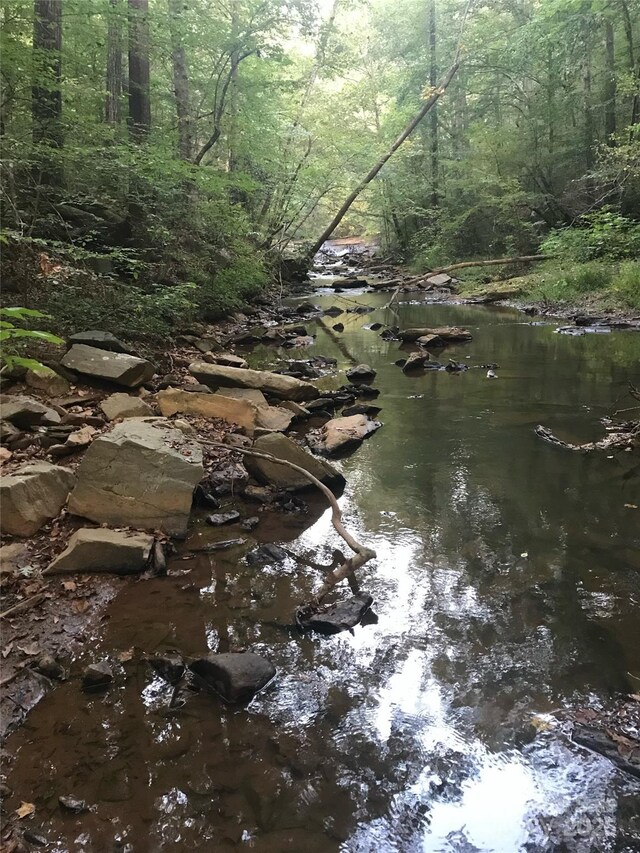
left=0, top=307, right=64, bottom=371
left=541, top=211, right=640, bottom=262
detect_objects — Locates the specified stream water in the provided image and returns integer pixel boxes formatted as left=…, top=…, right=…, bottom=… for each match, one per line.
left=5, top=291, right=640, bottom=852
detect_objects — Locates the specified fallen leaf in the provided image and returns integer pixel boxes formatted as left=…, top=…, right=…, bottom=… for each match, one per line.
left=16, top=801, right=36, bottom=819
left=624, top=503, right=638, bottom=509
left=118, top=648, right=134, bottom=662
left=2, top=643, right=13, bottom=658
left=17, top=642, right=39, bottom=656
left=62, top=581, right=77, bottom=592
left=71, top=599, right=89, bottom=613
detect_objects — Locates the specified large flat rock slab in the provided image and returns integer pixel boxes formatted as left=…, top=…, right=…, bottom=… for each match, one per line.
left=46, top=528, right=154, bottom=574
left=61, top=345, right=155, bottom=388
left=0, top=462, right=75, bottom=536
left=190, top=361, right=319, bottom=402
left=68, top=418, right=203, bottom=537
left=398, top=326, right=472, bottom=343
left=188, top=652, right=275, bottom=703
left=244, top=433, right=345, bottom=492
left=156, top=388, right=258, bottom=434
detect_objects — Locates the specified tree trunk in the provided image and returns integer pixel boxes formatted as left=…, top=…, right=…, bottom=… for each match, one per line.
left=128, top=0, right=150, bottom=141
left=604, top=19, right=616, bottom=140
left=428, top=0, right=439, bottom=207
left=582, top=33, right=594, bottom=171
left=32, top=0, right=63, bottom=165
left=307, top=58, right=460, bottom=259
left=619, top=0, right=639, bottom=128
left=167, top=0, right=192, bottom=159
left=105, top=0, right=123, bottom=125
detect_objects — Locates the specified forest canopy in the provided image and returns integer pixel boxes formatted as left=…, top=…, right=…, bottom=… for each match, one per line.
left=1, top=0, right=639, bottom=338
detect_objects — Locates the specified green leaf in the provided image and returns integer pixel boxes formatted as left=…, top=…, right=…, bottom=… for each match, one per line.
left=0, top=307, right=50, bottom=319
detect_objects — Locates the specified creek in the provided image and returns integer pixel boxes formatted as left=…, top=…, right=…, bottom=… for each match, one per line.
left=5, top=288, right=640, bottom=851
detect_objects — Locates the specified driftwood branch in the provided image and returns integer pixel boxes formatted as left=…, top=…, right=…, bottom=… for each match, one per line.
left=199, top=441, right=376, bottom=606
left=535, top=422, right=639, bottom=452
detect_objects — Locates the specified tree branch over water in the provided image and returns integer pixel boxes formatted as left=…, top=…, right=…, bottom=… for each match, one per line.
left=200, top=441, right=376, bottom=607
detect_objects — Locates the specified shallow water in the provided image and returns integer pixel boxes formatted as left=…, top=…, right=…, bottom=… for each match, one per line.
left=5, top=293, right=640, bottom=851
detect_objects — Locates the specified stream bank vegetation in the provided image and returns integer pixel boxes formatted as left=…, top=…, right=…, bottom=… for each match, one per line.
left=1, top=0, right=639, bottom=347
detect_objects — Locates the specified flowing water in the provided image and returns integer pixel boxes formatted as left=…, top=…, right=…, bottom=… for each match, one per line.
left=5, top=291, right=640, bottom=852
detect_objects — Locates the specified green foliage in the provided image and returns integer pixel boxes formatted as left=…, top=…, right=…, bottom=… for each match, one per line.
left=0, top=307, right=64, bottom=371
left=496, top=259, right=640, bottom=311
left=541, top=212, right=640, bottom=262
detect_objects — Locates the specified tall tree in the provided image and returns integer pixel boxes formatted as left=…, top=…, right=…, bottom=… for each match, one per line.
left=428, top=0, right=439, bottom=207
left=106, top=0, right=123, bottom=125
left=32, top=0, right=63, bottom=175
left=168, top=0, right=192, bottom=159
left=128, top=0, right=151, bottom=141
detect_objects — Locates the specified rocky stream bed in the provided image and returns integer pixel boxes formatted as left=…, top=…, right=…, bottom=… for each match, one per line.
left=1, top=249, right=639, bottom=851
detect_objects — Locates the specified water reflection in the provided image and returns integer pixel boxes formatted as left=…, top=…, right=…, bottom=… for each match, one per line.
left=5, top=296, right=640, bottom=851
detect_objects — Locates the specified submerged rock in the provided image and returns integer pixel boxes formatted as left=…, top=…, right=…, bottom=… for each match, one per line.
left=310, top=414, right=382, bottom=456
left=82, top=661, right=113, bottom=690
left=346, top=364, right=376, bottom=382
left=402, top=352, right=432, bottom=373
left=206, top=511, right=240, bottom=526
left=246, top=543, right=287, bottom=564
left=398, top=327, right=472, bottom=343
left=188, top=652, right=276, bottom=703
left=0, top=462, right=75, bottom=536
left=300, top=593, right=374, bottom=634
left=45, top=528, right=154, bottom=575
left=147, top=652, right=185, bottom=685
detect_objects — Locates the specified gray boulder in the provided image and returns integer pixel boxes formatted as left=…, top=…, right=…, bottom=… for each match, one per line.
left=310, top=414, right=381, bottom=456
left=68, top=418, right=203, bottom=537
left=301, top=594, right=374, bottom=634
left=244, top=433, right=345, bottom=492
left=68, top=330, right=131, bottom=354
left=189, top=652, right=276, bottom=703
left=61, top=345, right=154, bottom=388
left=190, top=361, right=319, bottom=402
left=45, top=528, right=154, bottom=574
left=0, top=462, right=75, bottom=536
left=25, top=366, right=71, bottom=397
left=346, top=364, right=376, bottom=382
left=0, top=394, right=61, bottom=428
left=100, top=393, right=153, bottom=420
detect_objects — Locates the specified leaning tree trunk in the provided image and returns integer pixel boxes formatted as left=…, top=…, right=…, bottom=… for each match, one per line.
left=32, top=0, right=63, bottom=185
left=168, top=0, right=192, bottom=160
left=105, top=0, right=123, bottom=125
left=307, top=58, right=460, bottom=260
left=128, top=0, right=151, bottom=141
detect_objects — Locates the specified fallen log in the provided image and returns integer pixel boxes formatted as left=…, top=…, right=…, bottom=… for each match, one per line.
left=433, top=254, right=550, bottom=273
left=535, top=422, right=639, bottom=452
